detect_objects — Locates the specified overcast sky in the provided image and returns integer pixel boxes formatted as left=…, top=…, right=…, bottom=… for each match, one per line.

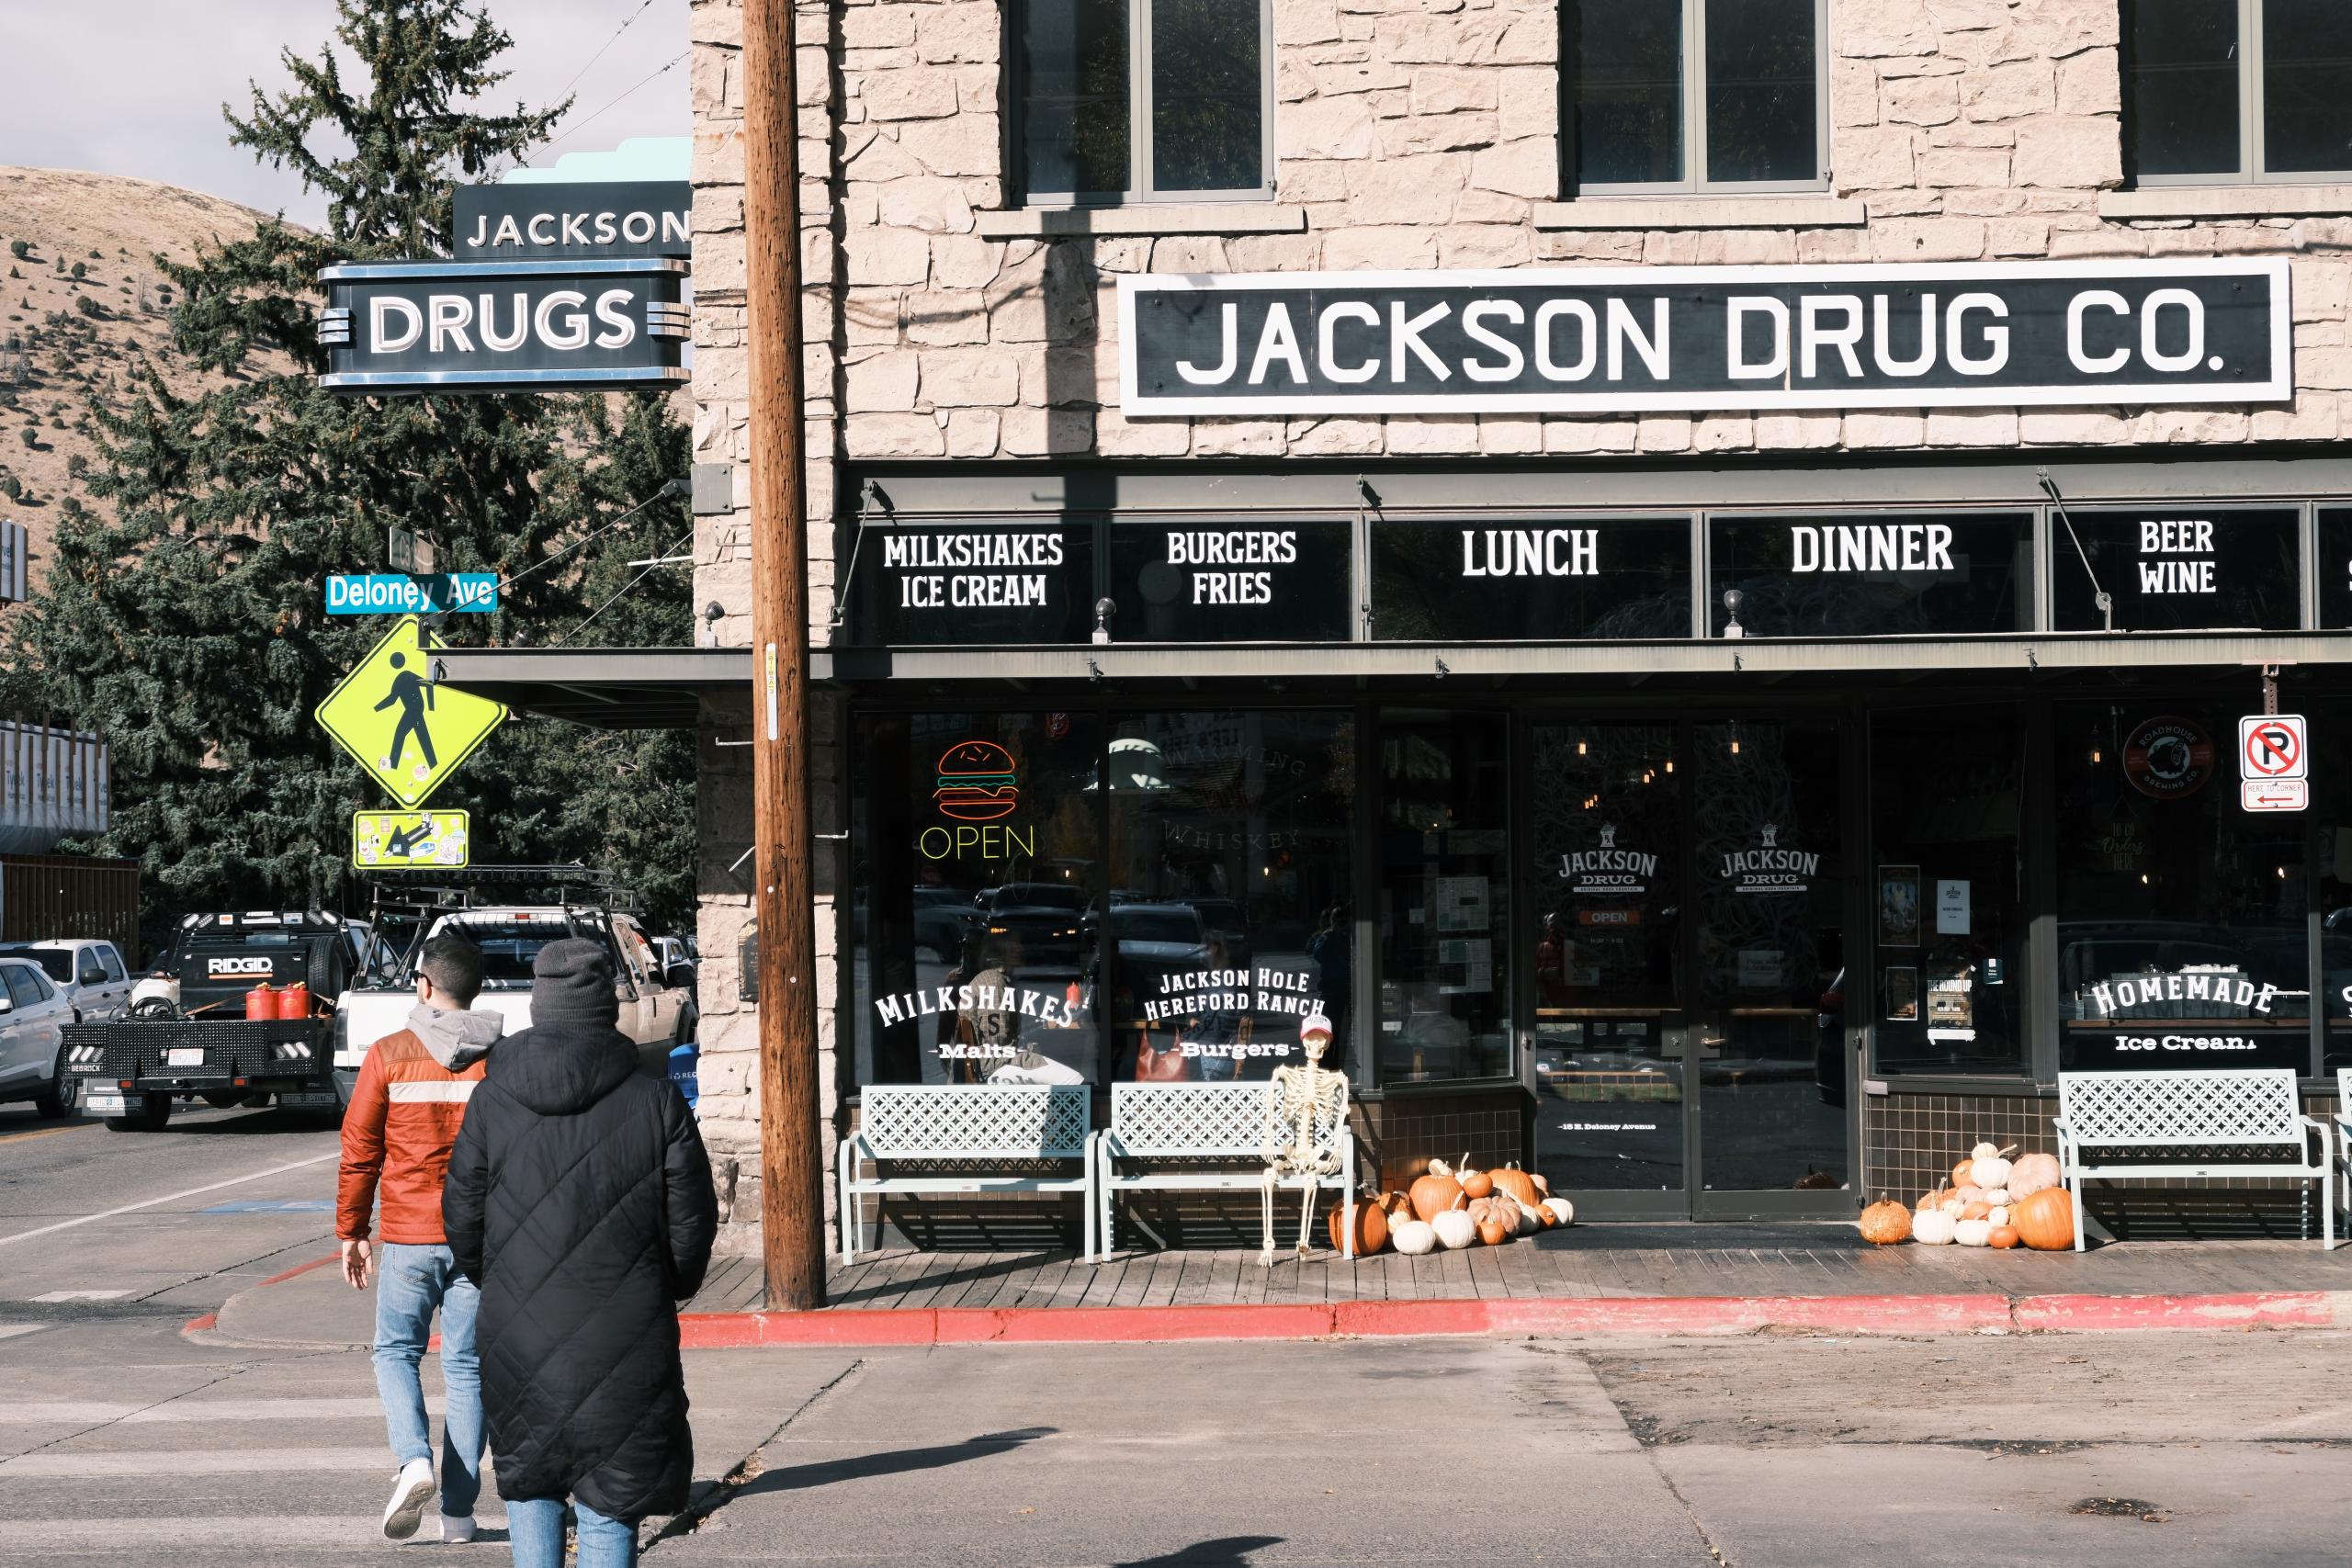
left=3, top=0, right=690, bottom=223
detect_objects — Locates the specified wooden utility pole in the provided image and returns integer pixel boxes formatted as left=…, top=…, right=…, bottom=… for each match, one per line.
left=742, top=0, right=824, bottom=1310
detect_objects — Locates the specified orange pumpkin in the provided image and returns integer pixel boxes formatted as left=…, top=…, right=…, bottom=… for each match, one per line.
left=1489, top=1165, right=1542, bottom=1209
left=1960, top=1201, right=1992, bottom=1221
left=1951, top=1158, right=1975, bottom=1189
left=1329, top=1197, right=1388, bottom=1256
left=1857, top=1199, right=1911, bottom=1246
left=1459, top=1168, right=1495, bottom=1201
left=1987, top=1225, right=2020, bottom=1249
left=2011, top=1186, right=2075, bottom=1250
left=1409, top=1172, right=1465, bottom=1221
left=1476, top=1218, right=1510, bottom=1247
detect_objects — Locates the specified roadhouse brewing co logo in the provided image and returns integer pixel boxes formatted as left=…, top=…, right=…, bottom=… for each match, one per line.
left=919, top=740, right=1035, bottom=861
left=1721, top=823, right=1818, bottom=895
left=2122, top=716, right=2214, bottom=800
left=1560, top=822, right=1656, bottom=896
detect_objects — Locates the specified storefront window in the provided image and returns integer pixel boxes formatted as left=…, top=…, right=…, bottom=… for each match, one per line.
left=1369, top=516, right=1691, bottom=641
left=2055, top=701, right=2313, bottom=1073
left=1104, top=517, right=1352, bottom=642
left=2050, top=507, right=2301, bottom=633
left=847, top=518, right=1094, bottom=645
left=2318, top=507, right=2352, bottom=628
left=1707, top=512, right=2032, bottom=638
left=850, top=711, right=1106, bottom=1086
left=1102, top=711, right=1357, bottom=1081
left=1377, top=711, right=1512, bottom=1084
left=1870, top=705, right=2028, bottom=1077
left=2308, top=699, right=2352, bottom=1072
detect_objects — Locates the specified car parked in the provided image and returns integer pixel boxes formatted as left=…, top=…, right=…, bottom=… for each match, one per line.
left=0, top=954, right=80, bottom=1117
left=0, top=939, right=132, bottom=1022
left=911, top=887, right=979, bottom=962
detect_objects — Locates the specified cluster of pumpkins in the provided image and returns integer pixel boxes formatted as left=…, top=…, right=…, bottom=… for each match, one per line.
left=1328, top=1155, right=1577, bottom=1257
left=1856, top=1142, right=2075, bottom=1250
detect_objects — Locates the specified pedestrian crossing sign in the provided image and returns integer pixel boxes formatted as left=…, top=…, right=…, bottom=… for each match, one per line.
left=315, top=615, right=506, bottom=807
left=352, top=809, right=471, bottom=869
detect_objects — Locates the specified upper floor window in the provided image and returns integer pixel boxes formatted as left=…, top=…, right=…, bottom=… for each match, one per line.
left=2126, top=0, right=2352, bottom=182
left=1013, top=0, right=1271, bottom=205
left=1567, top=0, right=1826, bottom=195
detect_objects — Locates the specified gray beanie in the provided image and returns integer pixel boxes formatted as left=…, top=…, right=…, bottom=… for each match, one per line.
left=532, top=937, right=618, bottom=1027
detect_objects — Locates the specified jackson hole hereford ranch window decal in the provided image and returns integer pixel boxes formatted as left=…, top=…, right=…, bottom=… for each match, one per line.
left=1117, top=259, right=2290, bottom=416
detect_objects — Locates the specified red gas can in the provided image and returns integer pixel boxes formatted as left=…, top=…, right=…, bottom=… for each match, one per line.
left=274, top=982, right=311, bottom=1021
left=245, top=984, right=277, bottom=1021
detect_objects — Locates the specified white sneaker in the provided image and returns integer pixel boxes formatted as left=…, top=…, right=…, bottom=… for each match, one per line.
left=381, top=1458, right=435, bottom=1540
left=439, top=1514, right=477, bottom=1544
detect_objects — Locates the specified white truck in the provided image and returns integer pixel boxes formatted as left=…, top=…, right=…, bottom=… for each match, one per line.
left=335, top=902, right=696, bottom=1077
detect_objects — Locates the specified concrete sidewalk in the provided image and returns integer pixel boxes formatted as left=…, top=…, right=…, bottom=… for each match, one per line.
left=203, top=1221, right=2352, bottom=1350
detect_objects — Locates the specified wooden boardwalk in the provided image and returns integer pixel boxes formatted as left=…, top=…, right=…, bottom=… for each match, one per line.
left=685, top=1220, right=2350, bottom=1315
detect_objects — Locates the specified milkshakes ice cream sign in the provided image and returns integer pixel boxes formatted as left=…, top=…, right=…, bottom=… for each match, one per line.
left=1119, top=260, right=2289, bottom=415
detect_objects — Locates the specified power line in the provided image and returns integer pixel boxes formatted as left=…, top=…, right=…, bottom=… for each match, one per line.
left=548, top=525, right=696, bottom=646
left=552, top=0, right=660, bottom=107
left=537, top=51, right=687, bottom=159
left=500, top=479, right=687, bottom=594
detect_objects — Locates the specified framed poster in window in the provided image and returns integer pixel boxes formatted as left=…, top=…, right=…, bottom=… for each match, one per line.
left=1883, top=965, right=1919, bottom=1023
left=1879, top=864, right=1921, bottom=946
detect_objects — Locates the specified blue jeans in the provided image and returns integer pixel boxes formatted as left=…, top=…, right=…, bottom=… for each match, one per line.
left=508, top=1497, right=638, bottom=1568
left=371, top=1242, right=481, bottom=1518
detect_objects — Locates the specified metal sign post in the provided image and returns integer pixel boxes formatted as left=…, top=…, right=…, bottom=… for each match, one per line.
left=2238, top=711, right=2309, bottom=812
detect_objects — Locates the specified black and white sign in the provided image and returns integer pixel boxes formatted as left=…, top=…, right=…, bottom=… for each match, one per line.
left=455, top=180, right=691, bottom=260
left=850, top=521, right=1092, bottom=645
left=319, top=259, right=689, bottom=392
left=1560, top=823, right=1657, bottom=897
left=1709, top=512, right=2032, bottom=637
left=1108, top=520, right=1353, bottom=642
left=1720, top=824, right=1817, bottom=895
left=2052, top=507, right=2301, bottom=632
left=2062, top=964, right=2307, bottom=1070
left=2238, top=713, right=2306, bottom=780
left=1118, top=261, right=2291, bottom=415
left=1370, top=517, right=1691, bottom=640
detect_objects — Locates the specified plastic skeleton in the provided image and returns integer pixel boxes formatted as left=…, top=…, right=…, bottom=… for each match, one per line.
left=1258, top=1011, right=1346, bottom=1266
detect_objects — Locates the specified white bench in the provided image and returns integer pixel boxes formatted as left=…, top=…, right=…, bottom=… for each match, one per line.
left=2335, top=1068, right=2350, bottom=1226
left=2054, top=1068, right=2335, bottom=1252
left=1091, top=1081, right=1356, bottom=1263
left=836, top=1084, right=1094, bottom=1264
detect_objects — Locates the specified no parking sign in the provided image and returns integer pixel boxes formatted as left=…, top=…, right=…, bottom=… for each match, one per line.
left=2237, top=713, right=2308, bottom=811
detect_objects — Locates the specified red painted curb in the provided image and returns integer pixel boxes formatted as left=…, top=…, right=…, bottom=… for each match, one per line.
left=2012, top=1291, right=2336, bottom=1332
left=256, top=1252, right=341, bottom=1288
left=181, top=1313, right=218, bottom=1335
left=673, top=1289, right=2352, bottom=1349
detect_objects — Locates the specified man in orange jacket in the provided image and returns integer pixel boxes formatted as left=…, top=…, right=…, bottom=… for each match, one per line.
left=337, top=934, right=503, bottom=1544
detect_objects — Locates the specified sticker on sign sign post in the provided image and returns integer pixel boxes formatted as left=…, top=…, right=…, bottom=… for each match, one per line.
left=2237, top=713, right=2307, bottom=782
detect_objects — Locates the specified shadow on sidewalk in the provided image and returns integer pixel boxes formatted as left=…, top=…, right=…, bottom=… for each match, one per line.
left=727, top=1425, right=1057, bottom=1502
left=1114, top=1538, right=1285, bottom=1566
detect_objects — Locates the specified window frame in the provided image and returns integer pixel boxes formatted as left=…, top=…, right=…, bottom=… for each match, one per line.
left=1567, top=0, right=1830, bottom=198
left=1011, top=0, right=1277, bottom=209
left=2130, top=0, right=2352, bottom=186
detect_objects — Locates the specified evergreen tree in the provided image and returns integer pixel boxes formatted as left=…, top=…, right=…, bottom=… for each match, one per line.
left=5, top=0, right=696, bottom=936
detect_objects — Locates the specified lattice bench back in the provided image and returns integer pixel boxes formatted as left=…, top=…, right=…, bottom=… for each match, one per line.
left=1108, top=1081, right=1346, bottom=1158
left=2057, top=1068, right=2303, bottom=1147
left=858, top=1084, right=1091, bottom=1159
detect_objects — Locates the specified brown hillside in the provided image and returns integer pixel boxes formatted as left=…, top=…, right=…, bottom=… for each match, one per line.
left=0, top=167, right=297, bottom=592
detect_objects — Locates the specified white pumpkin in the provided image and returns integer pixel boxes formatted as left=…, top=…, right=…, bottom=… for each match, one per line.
left=1969, top=1156, right=2013, bottom=1190
left=1431, top=1210, right=1478, bottom=1249
left=1953, top=1218, right=1994, bottom=1247
left=1970, top=1141, right=2000, bottom=1161
left=1392, top=1219, right=1438, bottom=1256
left=1986, top=1204, right=2011, bottom=1227
left=1980, top=1188, right=2012, bottom=1208
left=1542, top=1197, right=1576, bottom=1227
left=1515, top=1201, right=1541, bottom=1237
left=1912, top=1208, right=1959, bottom=1246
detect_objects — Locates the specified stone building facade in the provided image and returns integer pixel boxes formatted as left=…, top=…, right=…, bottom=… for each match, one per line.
left=681, top=0, right=2352, bottom=1252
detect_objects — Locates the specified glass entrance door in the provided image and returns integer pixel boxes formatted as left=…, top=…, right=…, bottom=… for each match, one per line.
left=1528, top=716, right=1854, bottom=1218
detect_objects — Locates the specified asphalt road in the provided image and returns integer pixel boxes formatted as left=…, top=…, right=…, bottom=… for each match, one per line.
left=4, top=1101, right=2349, bottom=1566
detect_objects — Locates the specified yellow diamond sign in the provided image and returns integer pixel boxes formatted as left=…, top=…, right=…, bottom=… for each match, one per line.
left=353, top=809, right=471, bottom=869
left=316, top=616, right=505, bottom=807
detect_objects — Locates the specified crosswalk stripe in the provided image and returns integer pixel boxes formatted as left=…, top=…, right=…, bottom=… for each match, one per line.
left=0, top=1447, right=445, bottom=1477
left=0, top=1517, right=510, bottom=1551
left=0, top=1322, right=46, bottom=1340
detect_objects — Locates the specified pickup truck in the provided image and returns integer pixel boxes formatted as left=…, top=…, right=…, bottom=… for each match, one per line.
left=335, top=904, right=696, bottom=1077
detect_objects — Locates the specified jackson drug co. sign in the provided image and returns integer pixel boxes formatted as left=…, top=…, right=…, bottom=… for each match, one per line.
left=317, top=258, right=689, bottom=393
left=1118, top=260, right=2290, bottom=416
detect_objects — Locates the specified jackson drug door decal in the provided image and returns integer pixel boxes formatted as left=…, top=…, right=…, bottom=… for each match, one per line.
left=1117, top=260, right=2290, bottom=416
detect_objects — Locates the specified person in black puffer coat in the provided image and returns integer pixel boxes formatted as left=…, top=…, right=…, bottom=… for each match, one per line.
left=444, top=938, right=716, bottom=1568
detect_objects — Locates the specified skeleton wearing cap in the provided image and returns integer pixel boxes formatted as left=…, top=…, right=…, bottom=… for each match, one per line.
left=1258, top=1009, right=1349, bottom=1266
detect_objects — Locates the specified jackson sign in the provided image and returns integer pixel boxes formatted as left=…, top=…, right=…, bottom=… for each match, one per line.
left=317, top=259, right=689, bottom=393
left=1118, top=259, right=2290, bottom=416
left=454, top=179, right=691, bottom=261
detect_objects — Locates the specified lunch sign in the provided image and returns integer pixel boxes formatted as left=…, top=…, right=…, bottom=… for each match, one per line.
left=1117, top=259, right=2290, bottom=416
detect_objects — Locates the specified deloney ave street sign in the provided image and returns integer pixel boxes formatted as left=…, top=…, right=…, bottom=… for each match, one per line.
left=315, top=616, right=507, bottom=808
left=455, top=179, right=691, bottom=261
left=318, top=258, right=690, bottom=393
left=1119, top=259, right=2290, bottom=416
left=327, top=574, right=499, bottom=615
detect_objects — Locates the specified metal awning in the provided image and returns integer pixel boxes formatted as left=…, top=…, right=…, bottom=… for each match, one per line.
left=432, top=634, right=2349, bottom=728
